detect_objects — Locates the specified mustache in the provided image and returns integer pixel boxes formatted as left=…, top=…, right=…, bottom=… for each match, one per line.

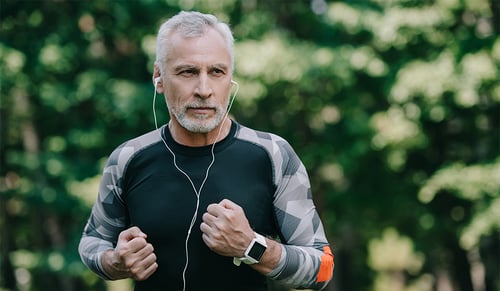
left=185, top=101, right=218, bottom=109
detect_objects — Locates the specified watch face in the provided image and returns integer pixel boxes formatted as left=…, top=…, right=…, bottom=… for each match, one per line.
left=248, top=242, right=267, bottom=261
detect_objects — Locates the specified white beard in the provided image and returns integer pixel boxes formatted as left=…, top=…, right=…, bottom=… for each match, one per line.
left=168, top=99, right=228, bottom=133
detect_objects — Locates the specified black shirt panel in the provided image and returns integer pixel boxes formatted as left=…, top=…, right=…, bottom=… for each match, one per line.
left=122, top=122, right=275, bottom=290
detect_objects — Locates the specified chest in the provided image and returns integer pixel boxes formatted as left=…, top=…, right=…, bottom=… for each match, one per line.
left=122, top=145, right=276, bottom=242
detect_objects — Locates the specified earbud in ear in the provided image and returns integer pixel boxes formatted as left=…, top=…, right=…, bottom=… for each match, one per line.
left=154, top=77, right=161, bottom=86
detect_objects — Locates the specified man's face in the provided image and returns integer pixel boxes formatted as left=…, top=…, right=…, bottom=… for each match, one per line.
left=162, top=27, right=232, bottom=133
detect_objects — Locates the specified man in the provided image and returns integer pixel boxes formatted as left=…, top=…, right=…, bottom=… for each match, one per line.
left=79, top=11, right=334, bottom=291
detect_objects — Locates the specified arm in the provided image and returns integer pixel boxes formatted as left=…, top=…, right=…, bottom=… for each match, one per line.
left=78, top=145, right=157, bottom=280
left=200, top=128, right=333, bottom=289
left=78, top=162, right=127, bottom=280
left=200, top=149, right=333, bottom=290
left=266, top=140, right=334, bottom=290
left=200, top=195, right=333, bottom=290
left=100, top=227, right=158, bottom=281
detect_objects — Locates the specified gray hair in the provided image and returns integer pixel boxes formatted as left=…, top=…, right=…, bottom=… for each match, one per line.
left=155, top=11, right=234, bottom=74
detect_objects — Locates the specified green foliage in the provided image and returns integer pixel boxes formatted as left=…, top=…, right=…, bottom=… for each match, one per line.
left=419, top=159, right=500, bottom=250
left=1, top=0, right=498, bottom=290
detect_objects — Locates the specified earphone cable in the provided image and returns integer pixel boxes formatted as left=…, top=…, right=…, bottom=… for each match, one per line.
left=152, top=80, right=238, bottom=291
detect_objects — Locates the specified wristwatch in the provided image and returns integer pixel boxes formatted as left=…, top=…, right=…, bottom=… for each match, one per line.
left=233, top=232, right=267, bottom=266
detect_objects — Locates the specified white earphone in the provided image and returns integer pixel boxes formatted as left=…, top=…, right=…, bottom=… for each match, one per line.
left=151, top=74, right=239, bottom=291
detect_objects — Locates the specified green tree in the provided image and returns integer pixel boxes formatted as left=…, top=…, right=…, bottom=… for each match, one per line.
left=1, top=0, right=498, bottom=290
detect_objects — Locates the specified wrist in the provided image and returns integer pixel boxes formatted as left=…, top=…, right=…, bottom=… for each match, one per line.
left=100, top=249, right=127, bottom=280
left=99, top=249, right=116, bottom=279
left=233, top=232, right=267, bottom=266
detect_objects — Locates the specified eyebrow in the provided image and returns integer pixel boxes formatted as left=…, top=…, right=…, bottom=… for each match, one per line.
left=209, top=63, right=229, bottom=71
left=172, top=63, right=229, bottom=73
left=172, top=64, right=198, bottom=73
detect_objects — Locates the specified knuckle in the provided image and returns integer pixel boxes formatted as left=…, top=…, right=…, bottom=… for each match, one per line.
left=131, top=266, right=144, bottom=277
left=116, top=249, right=128, bottom=258
left=211, top=231, right=223, bottom=241
left=134, top=273, right=147, bottom=281
left=225, top=212, right=236, bottom=221
left=134, top=237, right=147, bottom=246
left=124, top=262, right=135, bottom=270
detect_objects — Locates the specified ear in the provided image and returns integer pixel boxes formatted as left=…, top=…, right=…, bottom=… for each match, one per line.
left=153, top=63, right=164, bottom=93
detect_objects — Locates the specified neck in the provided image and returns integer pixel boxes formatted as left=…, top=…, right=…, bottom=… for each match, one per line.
left=168, top=118, right=231, bottom=147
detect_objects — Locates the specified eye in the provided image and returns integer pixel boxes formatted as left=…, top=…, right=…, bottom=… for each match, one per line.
left=179, top=69, right=197, bottom=77
left=210, top=68, right=225, bottom=77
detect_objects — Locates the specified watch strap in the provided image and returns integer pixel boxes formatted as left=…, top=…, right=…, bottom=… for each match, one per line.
left=233, top=232, right=267, bottom=266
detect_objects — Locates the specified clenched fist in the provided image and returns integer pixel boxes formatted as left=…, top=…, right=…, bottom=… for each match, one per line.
left=102, top=226, right=158, bottom=280
left=200, top=199, right=255, bottom=257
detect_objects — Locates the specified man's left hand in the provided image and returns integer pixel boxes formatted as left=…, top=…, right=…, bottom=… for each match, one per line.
left=200, top=199, right=255, bottom=257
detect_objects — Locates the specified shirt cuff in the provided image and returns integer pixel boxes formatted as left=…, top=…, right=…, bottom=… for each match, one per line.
left=266, top=244, right=287, bottom=279
left=96, top=250, right=114, bottom=280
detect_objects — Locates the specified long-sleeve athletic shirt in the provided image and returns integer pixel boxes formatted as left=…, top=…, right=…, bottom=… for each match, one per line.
left=79, top=121, right=333, bottom=291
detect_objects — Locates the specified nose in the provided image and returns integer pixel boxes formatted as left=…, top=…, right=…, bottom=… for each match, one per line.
left=194, top=74, right=212, bottom=99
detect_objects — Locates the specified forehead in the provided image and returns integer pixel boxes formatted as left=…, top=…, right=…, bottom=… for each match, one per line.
left=166, top=27, right=231, bottom=70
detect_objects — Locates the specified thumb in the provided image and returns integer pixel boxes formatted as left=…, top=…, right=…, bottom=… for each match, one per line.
left=219, top=199, right=239, bottom=210
left=120, top=226, right=147, bottom=242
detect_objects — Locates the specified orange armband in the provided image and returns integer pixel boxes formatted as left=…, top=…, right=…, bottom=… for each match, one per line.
left=316, top=246, right=334, bottom=283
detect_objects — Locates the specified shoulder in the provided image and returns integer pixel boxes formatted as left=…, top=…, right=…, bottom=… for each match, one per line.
left=106, top=128, right=163, bottom=168
left=234, top=123, right=301, bottom=173
left=236, top=123, right=288, bottom=150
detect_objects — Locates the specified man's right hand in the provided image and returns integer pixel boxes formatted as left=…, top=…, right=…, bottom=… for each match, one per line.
left=101, top=226, right=158, bottom=281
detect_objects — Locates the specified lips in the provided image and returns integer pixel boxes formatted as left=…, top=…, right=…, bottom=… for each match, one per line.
left=188, top=106, right=214, bottom=115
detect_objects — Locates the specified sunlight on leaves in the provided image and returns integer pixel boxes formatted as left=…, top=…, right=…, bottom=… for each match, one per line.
left=318, top=162, right=348, bottom=191
left=75, top=70, right=109, bottom=102
left=461, top=198, right=500, bottom=249
left=309, top=105, right=342, bottom=133
left=236, top=80, right=267, bottom=104
left=313, top=48, right=334, bottom=67
left=327, top=2, right=362, bottom=34
left=0, top=44, right=25, bottom=76
left=370, top=106, right=426, bottom=150
left=48, top=252, right=65, bottom=271
left=141, top=34, right=157, bottom=69
left=27, top=10, right=43, bottom=27
left=106, top=278, right=134, bottom=291
left=390, top=51, right=455, bottom=105
left=418, top=213, right=435, bottom=230
left=39, top=82, right=71, bottom=112
left=78, top=14, right=95, bottom=33
left=67, top=129, right=105, bottom=149
left=419, top=160, right=500, bottom=249
left=46, top=158, right=64, bottom=176
left=456, top=50, right=498, bottom=107
left=108, top=79, right=143, bottom=118
left=66, top=175, right=101, bottom=208
left=418, top=159, right=500, bottom=203
left=10, top=250, right=40, bottom=269
left=368, top=228, right=425, bottom=273
left=368, top=227, right=431, bottom=291
left=464, top=0, right=492, bottom=15
left=236, top=33, right=308, bottom=83
left=350, top=46, right=388, bottom=77
left=39, top=43, right=76, bottom=73
left=45, top=136, right=67, bottom=153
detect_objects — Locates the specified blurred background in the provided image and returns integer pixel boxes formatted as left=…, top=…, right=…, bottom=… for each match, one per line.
left=1, top=0, right=499, bottom=290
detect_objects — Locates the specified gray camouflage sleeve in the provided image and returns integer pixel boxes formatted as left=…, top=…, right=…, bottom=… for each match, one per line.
left=78, top=144, right=131, bottom=279
left=265, top=138, right=334, bottom=290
